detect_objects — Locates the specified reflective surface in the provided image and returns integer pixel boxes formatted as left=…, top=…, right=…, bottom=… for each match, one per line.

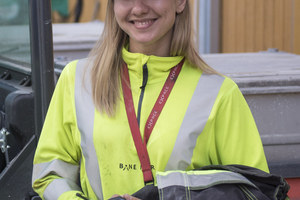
left=0, top=0, right=31, bottom=68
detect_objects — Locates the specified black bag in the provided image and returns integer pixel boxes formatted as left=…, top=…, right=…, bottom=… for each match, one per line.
left=132, top=165, right=290, bottom=200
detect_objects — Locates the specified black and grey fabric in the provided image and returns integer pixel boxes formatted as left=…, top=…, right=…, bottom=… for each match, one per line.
left=133, top=165, right=289, bottom=200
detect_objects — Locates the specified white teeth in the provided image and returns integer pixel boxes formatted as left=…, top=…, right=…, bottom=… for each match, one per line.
left=135, top=20, right=152, bottom=26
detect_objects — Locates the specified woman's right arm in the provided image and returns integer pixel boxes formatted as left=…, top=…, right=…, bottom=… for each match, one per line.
left=32, top=61, right=86, bottom=200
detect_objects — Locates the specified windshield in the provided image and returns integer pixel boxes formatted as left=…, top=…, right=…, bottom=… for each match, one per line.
left=0, top=0, right=31, bottom=71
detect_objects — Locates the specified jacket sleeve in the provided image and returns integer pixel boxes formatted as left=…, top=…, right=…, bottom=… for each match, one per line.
left=32, top=61, right=85, bottom=199
left=211, top=78, right=269, bottom=173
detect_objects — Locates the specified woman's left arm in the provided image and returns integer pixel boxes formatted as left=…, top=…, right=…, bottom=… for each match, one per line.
left=212, top=79, right=269, bottom=172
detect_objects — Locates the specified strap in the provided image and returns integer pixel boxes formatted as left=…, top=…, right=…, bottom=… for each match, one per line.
left=144, top=59, right=184, bottom=144
left=121, top=59, right=184, bottom=183
left=122, top=64, right=153, bottom=183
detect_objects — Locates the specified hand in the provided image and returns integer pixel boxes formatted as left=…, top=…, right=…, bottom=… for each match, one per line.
left=110, top=194, right=141, bottom=200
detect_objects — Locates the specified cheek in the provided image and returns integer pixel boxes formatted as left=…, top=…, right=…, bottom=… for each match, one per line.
left=114, top=4, right=127, bottom=23
left=160, top=5, right=177, bottom=20
left=164, top=10, right=176, bottom=27
left=114, top=12, right=126, bottom=31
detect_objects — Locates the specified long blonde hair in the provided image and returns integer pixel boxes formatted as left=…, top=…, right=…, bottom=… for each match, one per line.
left=89, top=0, right=217, bottom=116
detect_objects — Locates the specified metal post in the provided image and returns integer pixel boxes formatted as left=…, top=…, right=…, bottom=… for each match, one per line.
left=197, top=0, right=221, bottom=54
left=210, top=0, right=221, bottom=53
left=29, top=0, right=55, bottom=140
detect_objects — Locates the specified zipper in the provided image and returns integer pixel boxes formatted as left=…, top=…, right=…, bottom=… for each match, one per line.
left=137, top=63, right=148, bottom=127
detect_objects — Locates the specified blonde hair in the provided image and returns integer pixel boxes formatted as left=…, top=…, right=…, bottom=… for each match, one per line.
left=89, top=0, right=217, bottom=116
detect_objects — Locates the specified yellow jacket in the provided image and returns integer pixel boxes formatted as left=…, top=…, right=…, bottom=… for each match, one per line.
left=32, top=48, right=269, bottom=199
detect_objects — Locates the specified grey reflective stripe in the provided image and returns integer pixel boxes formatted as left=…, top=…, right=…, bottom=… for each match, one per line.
left=156, top=171, right=257, bottom=189
left=44, top=178, right=81, bottom=200
left=32, top=159, right=79, bottom=184
left=75, top=59, right=103, bottom=199
left=165, top=74, right=225, bottom=170
left=32, top=160, right=80, bottom=199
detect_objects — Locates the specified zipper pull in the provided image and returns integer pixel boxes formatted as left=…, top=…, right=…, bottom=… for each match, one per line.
left=140, top=64, right=148, bottom=89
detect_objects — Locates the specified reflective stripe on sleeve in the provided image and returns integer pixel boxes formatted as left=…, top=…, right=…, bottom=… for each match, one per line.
left=32, top=159, right=79, bottom=184
left=165, top=74, right=225, bottom=170
left=75, top=59, right=103, bottom=199
left=156, top=170, right=256, bottom=189
left=44, top=178, right=81, bottom=199
left=32, top=159, right=80, bottom=198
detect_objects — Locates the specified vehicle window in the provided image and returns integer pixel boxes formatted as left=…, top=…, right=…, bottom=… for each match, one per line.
left=0, top=0, right=31, bottom=70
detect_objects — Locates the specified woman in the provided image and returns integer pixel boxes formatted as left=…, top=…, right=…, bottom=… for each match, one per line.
left=32, top=0, right=269, bottom=199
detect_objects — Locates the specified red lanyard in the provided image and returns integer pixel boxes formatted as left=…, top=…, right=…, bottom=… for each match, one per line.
left=121, top=58, right=184, bottom=183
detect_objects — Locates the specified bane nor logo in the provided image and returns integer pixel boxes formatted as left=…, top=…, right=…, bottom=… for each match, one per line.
left=119, top=163, right=155, bottom=171
left=119, top=163, right=137, bottom=171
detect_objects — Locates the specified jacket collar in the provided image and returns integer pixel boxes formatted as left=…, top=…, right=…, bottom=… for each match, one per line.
left=122, top=47, right=184, bottom=85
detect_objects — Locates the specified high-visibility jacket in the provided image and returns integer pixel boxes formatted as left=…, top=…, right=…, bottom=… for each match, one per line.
left=32, top=48, right=269, bottom=200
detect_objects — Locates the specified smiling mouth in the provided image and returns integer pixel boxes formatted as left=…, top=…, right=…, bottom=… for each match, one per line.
left=131, top=19, right=156, bottom=29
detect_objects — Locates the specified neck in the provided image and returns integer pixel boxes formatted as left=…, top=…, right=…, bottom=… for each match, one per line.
left=128, top=31, right=173, bottom=57
left=129, top=42, right=171, bottom=57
